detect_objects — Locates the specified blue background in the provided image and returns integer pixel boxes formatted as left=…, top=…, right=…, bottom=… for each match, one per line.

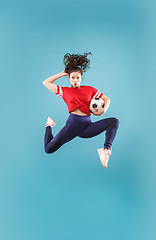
left=1, top=0, right=155, bottom=239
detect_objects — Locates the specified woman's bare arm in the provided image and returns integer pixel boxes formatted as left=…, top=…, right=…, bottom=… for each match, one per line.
left=42, top=71, right=68, bottom=93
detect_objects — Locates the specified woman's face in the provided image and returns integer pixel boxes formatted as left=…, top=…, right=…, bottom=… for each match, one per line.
left=68, top=71, right=82, bottom=88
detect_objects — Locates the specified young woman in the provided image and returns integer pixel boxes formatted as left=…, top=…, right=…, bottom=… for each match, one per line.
left=43, top=52, right=119, bottom=168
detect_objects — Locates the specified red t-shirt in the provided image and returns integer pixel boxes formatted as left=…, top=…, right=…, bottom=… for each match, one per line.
left=55, top=85, right=103, bottom=116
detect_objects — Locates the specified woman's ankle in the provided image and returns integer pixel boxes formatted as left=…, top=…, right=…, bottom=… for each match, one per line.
left=46, top=124, right=51, bottom=127
left=104, top=147, right=111, bottom=150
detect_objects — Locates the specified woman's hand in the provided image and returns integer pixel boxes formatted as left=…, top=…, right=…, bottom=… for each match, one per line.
left=92, top=108, right=105, bottom=116
left=61, top=70, right=68, bottom=76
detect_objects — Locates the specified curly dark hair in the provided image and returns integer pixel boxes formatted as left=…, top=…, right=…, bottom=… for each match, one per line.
left=63, top=51, right=92, bottom=77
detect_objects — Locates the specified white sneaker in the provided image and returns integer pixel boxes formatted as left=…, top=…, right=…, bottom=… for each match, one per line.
left=45, top=116, right=56, bottom=127
left=97, top=148, right=112, bottom=168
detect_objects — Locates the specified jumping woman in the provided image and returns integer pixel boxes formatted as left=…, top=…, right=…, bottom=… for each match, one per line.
left=43, top=52, right=119, bottom=168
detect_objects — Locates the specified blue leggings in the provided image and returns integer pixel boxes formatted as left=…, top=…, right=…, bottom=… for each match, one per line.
left=44, top=113, right=119, bottom=153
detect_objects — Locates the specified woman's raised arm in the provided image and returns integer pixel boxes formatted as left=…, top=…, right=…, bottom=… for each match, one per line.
left=42, top=71, right=68, bottom=93
left=43, top=70, right=67, bottom=84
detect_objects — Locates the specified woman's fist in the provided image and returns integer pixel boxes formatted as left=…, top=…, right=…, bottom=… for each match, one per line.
left=92, top=108, right=105, bottom=116
left=61, top=70, right=68, bottom=76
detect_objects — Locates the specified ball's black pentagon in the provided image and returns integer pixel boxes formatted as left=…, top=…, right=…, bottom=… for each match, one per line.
left=93, top=103, right=98, bottom=108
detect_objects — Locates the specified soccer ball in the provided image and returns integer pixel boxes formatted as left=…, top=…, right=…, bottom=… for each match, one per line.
left=90, top=97, right=105, bottom=114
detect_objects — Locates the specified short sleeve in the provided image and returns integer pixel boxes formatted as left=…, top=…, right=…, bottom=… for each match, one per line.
left=55, top=85, right=64, bottom=98
left=90, top=86, right=103, bottom=99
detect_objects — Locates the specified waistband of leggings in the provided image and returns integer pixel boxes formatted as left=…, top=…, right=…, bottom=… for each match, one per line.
left=69, top=113, right=91, bottom=118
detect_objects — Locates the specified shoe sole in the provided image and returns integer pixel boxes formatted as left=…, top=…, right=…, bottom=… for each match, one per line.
left=97, top=149, right=107, bottom=168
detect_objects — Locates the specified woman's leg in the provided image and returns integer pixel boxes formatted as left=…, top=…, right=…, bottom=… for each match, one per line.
left=78, top=117, right=119, bottom=150
left=44, top=119, right=77, bottom=154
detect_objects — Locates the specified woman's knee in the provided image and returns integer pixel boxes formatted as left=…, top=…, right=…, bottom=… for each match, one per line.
left=45, top=143, right=61, bottom=154
left=111, top=117, right=119, bottom=128
left=45, top=147, right=52, bottom=154
left=45, top=145, right=55, bottom=154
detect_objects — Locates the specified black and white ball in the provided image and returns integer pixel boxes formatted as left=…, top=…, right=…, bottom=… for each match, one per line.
left=90, top=97, right=105, bottom=114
